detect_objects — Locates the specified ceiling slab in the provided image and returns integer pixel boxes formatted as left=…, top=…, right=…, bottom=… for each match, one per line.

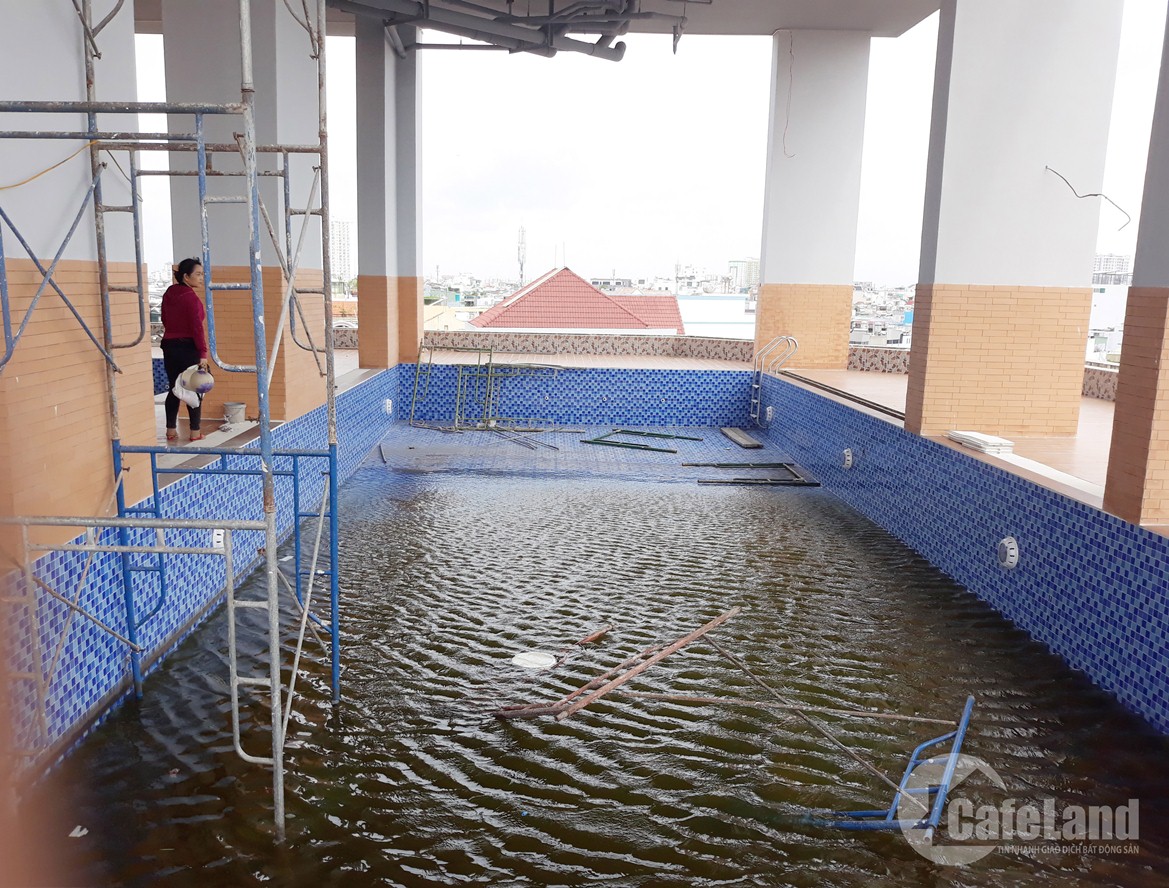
left=136, top=0, right=940, bottom=41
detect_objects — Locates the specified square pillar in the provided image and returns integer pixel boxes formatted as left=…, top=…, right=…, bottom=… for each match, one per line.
left=755, top=30, right=870, bottom=368
left=356, top=21, right=423, bottom=367
left=907, top=0, right=1123, bottom=436
left=162, top=0, right=327, bottom=421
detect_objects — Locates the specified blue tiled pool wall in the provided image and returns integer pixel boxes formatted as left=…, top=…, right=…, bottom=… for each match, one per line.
left=4, top=367, right=399, bottom=766
left=152, top=356, right=168, bottom=395
left=405, top=364, right=752, bottom=428
left=758, top=374, right=1169, bottom=733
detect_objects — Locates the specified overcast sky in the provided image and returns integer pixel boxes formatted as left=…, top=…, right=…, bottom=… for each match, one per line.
left=139, top=0, right=1168, bottom=287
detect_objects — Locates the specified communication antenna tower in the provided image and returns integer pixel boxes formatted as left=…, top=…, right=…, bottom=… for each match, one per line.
left=517, top=226, right=527, bottom=285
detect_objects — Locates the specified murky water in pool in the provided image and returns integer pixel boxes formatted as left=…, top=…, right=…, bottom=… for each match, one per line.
left=24, top=458, right=1169, bottom=886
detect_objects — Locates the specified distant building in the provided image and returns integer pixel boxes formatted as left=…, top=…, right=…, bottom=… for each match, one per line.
left=728, top=258, right=760, bottom=292
left=471, top=267, right=685, bottom=335
left=590, top=276, right=633, bottom=291
left=1093, top=253, right=1131, bottom=276
left=330, top=219, right=354, bottom=287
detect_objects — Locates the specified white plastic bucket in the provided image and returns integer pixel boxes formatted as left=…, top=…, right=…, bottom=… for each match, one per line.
left=223, top=402, right=246, bottom=425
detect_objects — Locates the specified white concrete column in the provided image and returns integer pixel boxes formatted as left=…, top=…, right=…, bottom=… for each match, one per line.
left=755, top=30, right=869, bottom=367
left=906, top=0, right=1123, bottom=437
left=918, top=0, right=1121, bottom=287
left=162, top=0, right=321, bottom=268
left=355, top=21, right=423, bottom=366
left=0, top=0, right=138, bottom=261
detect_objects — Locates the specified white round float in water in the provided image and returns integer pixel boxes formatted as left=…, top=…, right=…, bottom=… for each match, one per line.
left=511, top=651, right=556, bottom=669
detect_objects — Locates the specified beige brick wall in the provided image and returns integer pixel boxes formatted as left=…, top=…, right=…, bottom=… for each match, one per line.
left=1104, top=287, right=1169, bottom=524
left=398, top=276, right=423, bottom=364
left=905, top=284, right=1091, bottom=437
left=753, top=283, right=851, bottom=369
left=356, top=274, right=422, bottom=367
left=0, top=260, right=155, bottom=559
left=197, top=266, right=328, bottom=426
left=357, top=275, right=397, bottom=368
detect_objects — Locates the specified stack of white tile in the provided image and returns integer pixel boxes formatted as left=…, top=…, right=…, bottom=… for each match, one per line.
left=947, top=430, right=1015, bottom=455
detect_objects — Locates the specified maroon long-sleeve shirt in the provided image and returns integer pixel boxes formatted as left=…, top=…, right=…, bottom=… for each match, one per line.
left=160, top=284, right=208, bottom=359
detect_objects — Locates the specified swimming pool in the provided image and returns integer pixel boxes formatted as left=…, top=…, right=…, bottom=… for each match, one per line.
left=25, top=425, right=1169, bottom=886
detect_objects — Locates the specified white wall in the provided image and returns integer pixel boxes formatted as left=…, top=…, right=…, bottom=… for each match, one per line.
left=759, top=30, right=871, bottom=285
left=920, top=0, right=1123, bottom=287
left=0, top=0, right=138, bottom=262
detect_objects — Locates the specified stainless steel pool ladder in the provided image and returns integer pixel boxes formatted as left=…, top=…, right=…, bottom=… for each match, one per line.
left=750, top=336, right=798, bottom=426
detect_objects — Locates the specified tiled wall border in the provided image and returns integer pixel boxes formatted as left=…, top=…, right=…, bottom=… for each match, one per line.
left=758, top=373, right=1169, bottom=733
left=846, top=346, right=1118, bottom=401
left=4, top=367, right=399, bottom=775
left=420, top=330, right=753, bottom=361
left=1083, top=365, right=1119, bottom=400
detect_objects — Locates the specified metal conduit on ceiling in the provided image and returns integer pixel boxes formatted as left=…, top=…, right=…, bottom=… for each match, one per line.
left=326, top=0, right=698, bottom=60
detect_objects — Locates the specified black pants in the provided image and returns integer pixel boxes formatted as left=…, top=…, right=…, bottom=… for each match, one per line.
left=162, top=338, right=202, bottom=432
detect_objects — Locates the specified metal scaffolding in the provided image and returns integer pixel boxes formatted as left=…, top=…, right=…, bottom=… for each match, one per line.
left=0, top=0, right=341, bottom=840
left=409, top=339, right=565, bottom=431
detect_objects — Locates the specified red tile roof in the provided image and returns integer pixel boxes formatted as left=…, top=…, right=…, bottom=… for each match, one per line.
left=471, top=267, right=685, bottom=335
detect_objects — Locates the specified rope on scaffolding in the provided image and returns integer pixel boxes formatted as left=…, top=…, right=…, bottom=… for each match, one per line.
left=0, top=140, right=97, bottom=191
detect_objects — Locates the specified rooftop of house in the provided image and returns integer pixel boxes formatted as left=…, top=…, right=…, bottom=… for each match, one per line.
left=470, top=267, right=686, bottom=335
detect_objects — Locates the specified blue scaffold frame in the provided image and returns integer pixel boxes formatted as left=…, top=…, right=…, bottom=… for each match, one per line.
left=815, top=695, right=977, bottom=833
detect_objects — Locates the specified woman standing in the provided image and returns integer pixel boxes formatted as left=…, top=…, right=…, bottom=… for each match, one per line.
left=161, top=257, right=211, bottom=442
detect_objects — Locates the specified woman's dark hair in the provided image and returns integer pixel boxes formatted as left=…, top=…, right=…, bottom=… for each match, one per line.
left=174, top=257, right=202, bottom=284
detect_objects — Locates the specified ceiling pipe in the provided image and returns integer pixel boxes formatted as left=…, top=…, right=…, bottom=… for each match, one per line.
left=384, top=24, right=408, bottom=58
left=328, top=0, right=628, bottom=60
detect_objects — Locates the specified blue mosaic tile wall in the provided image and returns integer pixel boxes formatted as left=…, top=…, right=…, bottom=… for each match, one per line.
left=3, top=367, right=399, bottom=766
left=405, top=363, right=751, bottom=428
left=758, top=374, right=1169, bottom=734
left=152, top=357, right=168, bottom=395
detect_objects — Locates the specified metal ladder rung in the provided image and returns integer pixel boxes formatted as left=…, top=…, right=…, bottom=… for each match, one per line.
left=236, top=676, right=272, bottom=688
left=209, top=282, right=252, bottom=291
left=204, top=195, right=249, bottom=204
left=232, top=600, right=271, bottom=609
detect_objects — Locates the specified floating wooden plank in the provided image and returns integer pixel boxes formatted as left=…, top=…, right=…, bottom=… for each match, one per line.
left=682, top=462, right=793, bottom=468
left=495, top=645, right=663, bottom=720
left=720, top=427, right=762, bottom=449
left=554, top=607, right=742, bottom=721
left=697, top=477, right=820, bottom=487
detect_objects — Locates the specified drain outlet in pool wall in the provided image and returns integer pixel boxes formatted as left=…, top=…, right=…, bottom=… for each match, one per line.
left=843, top=448, right=854, bottom=470
left=997, top=537, right=1020, bottom=569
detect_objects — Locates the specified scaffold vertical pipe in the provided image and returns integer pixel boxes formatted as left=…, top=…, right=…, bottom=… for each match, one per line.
left=329, top=443, right=340, bottom=701
left=316, top=0, right=341, bottom=702
left=238, top=0, right=286, bottom=841
left=111, top=442, right=144, bottom=698
left=0, top=224, right=10, bottom=352
left=124, top=150, right=147, bottom=349
left=82, top=0, right=141, bottom=698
